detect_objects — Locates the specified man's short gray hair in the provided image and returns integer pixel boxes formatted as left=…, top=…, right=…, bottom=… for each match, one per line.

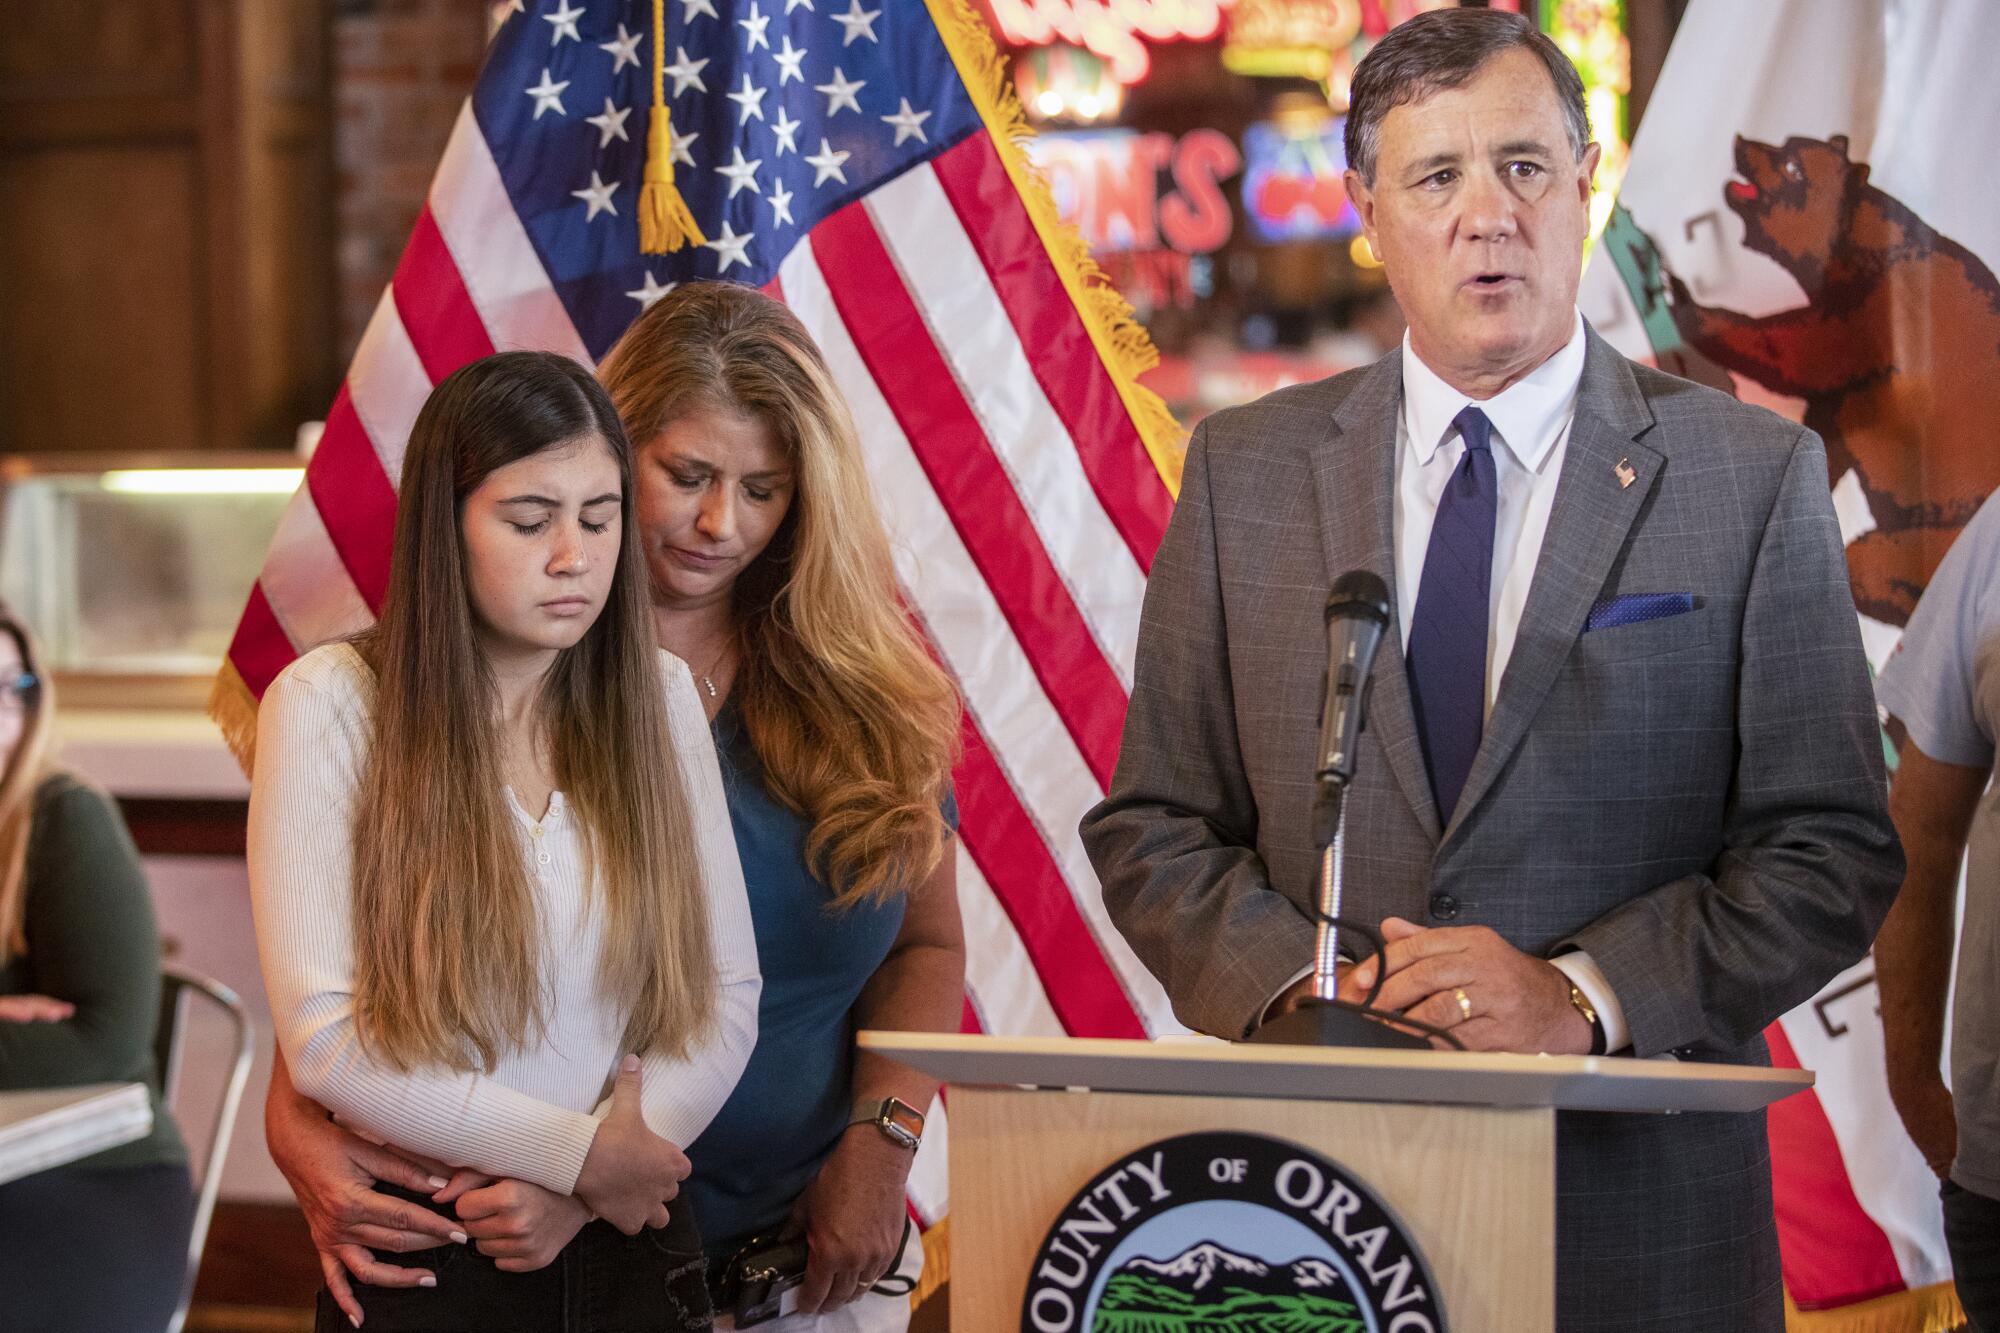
left=1343, top=8, right=1590, bottom=186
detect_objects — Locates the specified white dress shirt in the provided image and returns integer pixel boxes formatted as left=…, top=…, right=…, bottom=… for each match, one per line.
left=1393, top=311, right=1627, bottom=1052
left=1395, top=314, right=1583, bottom=708
left=1265, top=312, right=1629, bottom=1053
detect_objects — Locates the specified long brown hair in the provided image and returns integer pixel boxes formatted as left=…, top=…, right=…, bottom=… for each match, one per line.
left=349, top=350, right=713, bottom=1071
left=600, top=284, right=960, bottom=908
left=0, top=610, right=52, bottom=963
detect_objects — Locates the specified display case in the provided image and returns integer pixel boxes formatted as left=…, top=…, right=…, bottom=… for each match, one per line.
left=0, top=453, right=300, bottom=708
left=0, top=454, right=304, bottom=1225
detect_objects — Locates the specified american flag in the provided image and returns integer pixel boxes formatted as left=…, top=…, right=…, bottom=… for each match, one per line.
left=215, top=0, right=1187, bottom=1245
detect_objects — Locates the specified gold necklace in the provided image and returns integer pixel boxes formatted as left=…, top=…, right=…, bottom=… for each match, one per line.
left=696, top=641, right=733, bottom=700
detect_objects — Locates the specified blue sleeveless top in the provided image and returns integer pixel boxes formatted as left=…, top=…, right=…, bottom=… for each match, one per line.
left=681, top=698, right=954, bottom=1262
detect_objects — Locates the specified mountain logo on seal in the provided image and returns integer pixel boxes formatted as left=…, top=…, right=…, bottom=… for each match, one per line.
left=1092, top=1242, right=1365, bottom=1333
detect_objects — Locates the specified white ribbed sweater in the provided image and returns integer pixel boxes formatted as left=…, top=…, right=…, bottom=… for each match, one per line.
left=246, top=643, right=760, bottom=1195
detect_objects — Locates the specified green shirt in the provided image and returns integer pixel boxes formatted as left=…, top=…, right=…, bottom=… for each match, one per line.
left=0, top=773, right=187, bottom=1171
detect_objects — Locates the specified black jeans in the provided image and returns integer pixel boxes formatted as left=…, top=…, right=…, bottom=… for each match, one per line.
left=1945, top=1177, right=2000, bottom=1333
left=0, top=1159, right=196, bottom=1333
left=316, top=1184, right=712, bottom=1333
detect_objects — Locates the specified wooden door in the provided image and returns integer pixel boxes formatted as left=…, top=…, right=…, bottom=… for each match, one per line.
left=0, top=1, right=335, bottom=455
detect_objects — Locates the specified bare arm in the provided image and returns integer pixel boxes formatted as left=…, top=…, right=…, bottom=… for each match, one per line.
left=1878, top=723, right=1980, bottom=1175
left=264, top=1045, right=465, bottom=1325
left=846, top=840, right=966, bottom=1114
left=793, top=841, right=965, bottom=1314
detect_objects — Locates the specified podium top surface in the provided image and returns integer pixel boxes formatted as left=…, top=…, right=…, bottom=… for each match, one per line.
left=858, top=1032, right=1812, bottom=1115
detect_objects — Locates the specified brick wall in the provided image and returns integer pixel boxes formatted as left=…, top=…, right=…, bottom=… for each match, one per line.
left=332, top=0, right=490, bottom=356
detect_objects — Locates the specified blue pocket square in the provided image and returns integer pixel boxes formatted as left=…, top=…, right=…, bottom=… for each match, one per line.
left=1584, top=592, right=1696, bottom=632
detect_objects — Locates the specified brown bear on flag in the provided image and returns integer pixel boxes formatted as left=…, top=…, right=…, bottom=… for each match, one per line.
left=1632, top=132, right=2000, bottom=626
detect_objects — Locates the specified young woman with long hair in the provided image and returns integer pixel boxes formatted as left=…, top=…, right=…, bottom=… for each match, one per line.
left=248, top=350, right=759, bottom=1331
left=270, top=286, right=966, bottom=1333
left=0, top=608, right=196, bottom=1332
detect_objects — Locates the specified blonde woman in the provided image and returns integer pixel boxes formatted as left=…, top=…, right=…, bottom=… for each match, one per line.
left=272, top=286, right=966, bottom=1333
left=0, top=608, right=195, bottom=1332
left=249, top=350, right=758, bottom=1331
left=603, top=284, right=965, bottom=1331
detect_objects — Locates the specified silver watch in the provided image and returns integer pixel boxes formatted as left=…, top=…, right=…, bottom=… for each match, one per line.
left=848, top=1096, right=924, bottom=1150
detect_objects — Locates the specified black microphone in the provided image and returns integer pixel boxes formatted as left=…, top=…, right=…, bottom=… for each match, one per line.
left=1312, top=571, right=1391, bottom=843
left=1250, top=568, right=1432, bottom=1049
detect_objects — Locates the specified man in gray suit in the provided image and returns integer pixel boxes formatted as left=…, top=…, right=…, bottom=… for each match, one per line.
left=1081, top=10, right=1902, bottom=1330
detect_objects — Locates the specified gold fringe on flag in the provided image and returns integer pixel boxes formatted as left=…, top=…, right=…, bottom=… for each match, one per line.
left=910, top=1215, right=950, bottom=1313
left=207, top=656, right=260, bottom=777
left=921, top=0, right=1187, bottom=498
left=639, top=0, right=705, bottom=254
left=906, top=7, right=1189, bottom=1299
left=1785, top=1281, right=1966, bottom=1333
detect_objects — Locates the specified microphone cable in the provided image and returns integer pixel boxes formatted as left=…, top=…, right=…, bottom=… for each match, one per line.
left=1301, top=913, right=1468, bottom=1052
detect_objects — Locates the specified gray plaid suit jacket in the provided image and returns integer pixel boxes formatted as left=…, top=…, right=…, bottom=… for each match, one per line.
left=1081, top=328, right=1903, bottom=1331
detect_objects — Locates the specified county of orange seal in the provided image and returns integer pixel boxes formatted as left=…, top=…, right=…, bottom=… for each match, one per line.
left=1023, top=1131, right=1445, bottom=1333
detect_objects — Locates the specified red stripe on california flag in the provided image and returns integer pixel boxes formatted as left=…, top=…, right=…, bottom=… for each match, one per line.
left=306, top=388, right=399, bottom=612
left=811, top=207, right=1127, bottom=788
left=932, top=135, right=1172, bottom=569
left=392, top=208, right=496, bottom=382
left=229, top=582, right=301, bottom=698
left=953, top=715, right=1144, bottom=1037
left=1765, top=1023, right=1906, bottom=1307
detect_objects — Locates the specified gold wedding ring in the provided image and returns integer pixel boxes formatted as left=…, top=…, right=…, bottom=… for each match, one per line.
left=1453, top=987, right=1473, bottom=1022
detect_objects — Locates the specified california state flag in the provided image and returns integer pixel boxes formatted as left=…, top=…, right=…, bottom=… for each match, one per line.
left=1580, top=0, right=2000, bottom=1327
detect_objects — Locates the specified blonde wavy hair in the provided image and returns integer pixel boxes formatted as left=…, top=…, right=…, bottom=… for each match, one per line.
left=349, top=351, right=714, bottom=1071
left=0, top=610, right=52, bottom=964
left=599, top=283, right=960, bottom=909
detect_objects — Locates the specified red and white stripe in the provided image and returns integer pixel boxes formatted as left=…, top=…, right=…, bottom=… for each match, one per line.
left=1767, top=953, right=1957, bottom=1308
left=777, top=203, right=1174, bottom=1038
left=1767, top=1022, right=1912, bottom=1308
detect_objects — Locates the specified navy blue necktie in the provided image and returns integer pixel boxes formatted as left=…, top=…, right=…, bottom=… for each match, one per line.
left=1406, top=406, right=1497, bottom=824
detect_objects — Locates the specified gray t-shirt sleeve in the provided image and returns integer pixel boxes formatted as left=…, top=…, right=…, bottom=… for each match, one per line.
left=1876, top=490, right=2000, bottom=769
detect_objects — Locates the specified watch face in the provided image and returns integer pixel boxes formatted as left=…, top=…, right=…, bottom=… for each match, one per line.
left=882, top=1099, right=924, bottom=1147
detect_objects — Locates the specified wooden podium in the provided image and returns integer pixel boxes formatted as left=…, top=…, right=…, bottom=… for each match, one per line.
left=861, top=1033, right=1810, bottom=1333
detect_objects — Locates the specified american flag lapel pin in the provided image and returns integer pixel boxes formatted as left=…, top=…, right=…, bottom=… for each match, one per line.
left=1615, top=457, right=1637, bottom=489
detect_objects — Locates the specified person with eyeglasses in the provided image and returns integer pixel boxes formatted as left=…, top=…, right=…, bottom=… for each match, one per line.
left=0, top=606, right=196, bottom=1331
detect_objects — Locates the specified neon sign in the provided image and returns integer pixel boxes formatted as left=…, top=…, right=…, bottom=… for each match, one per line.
left=987, top=0, right=1237, bottom=85
left=1242, top=118, right=1358, bottom=243
left=1030, top=129, right=1241, bottom=256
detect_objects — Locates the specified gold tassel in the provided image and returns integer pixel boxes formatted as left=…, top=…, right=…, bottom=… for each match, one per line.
left=638, top=0, right=705, bottom=254
left=1785, top=1281, right=1966, bottom=1333
left=640, top=106, right=705, bottom=254
left=920, top=0, right=1186, bottom=497
left=206, top=657, right=260, bottom=778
